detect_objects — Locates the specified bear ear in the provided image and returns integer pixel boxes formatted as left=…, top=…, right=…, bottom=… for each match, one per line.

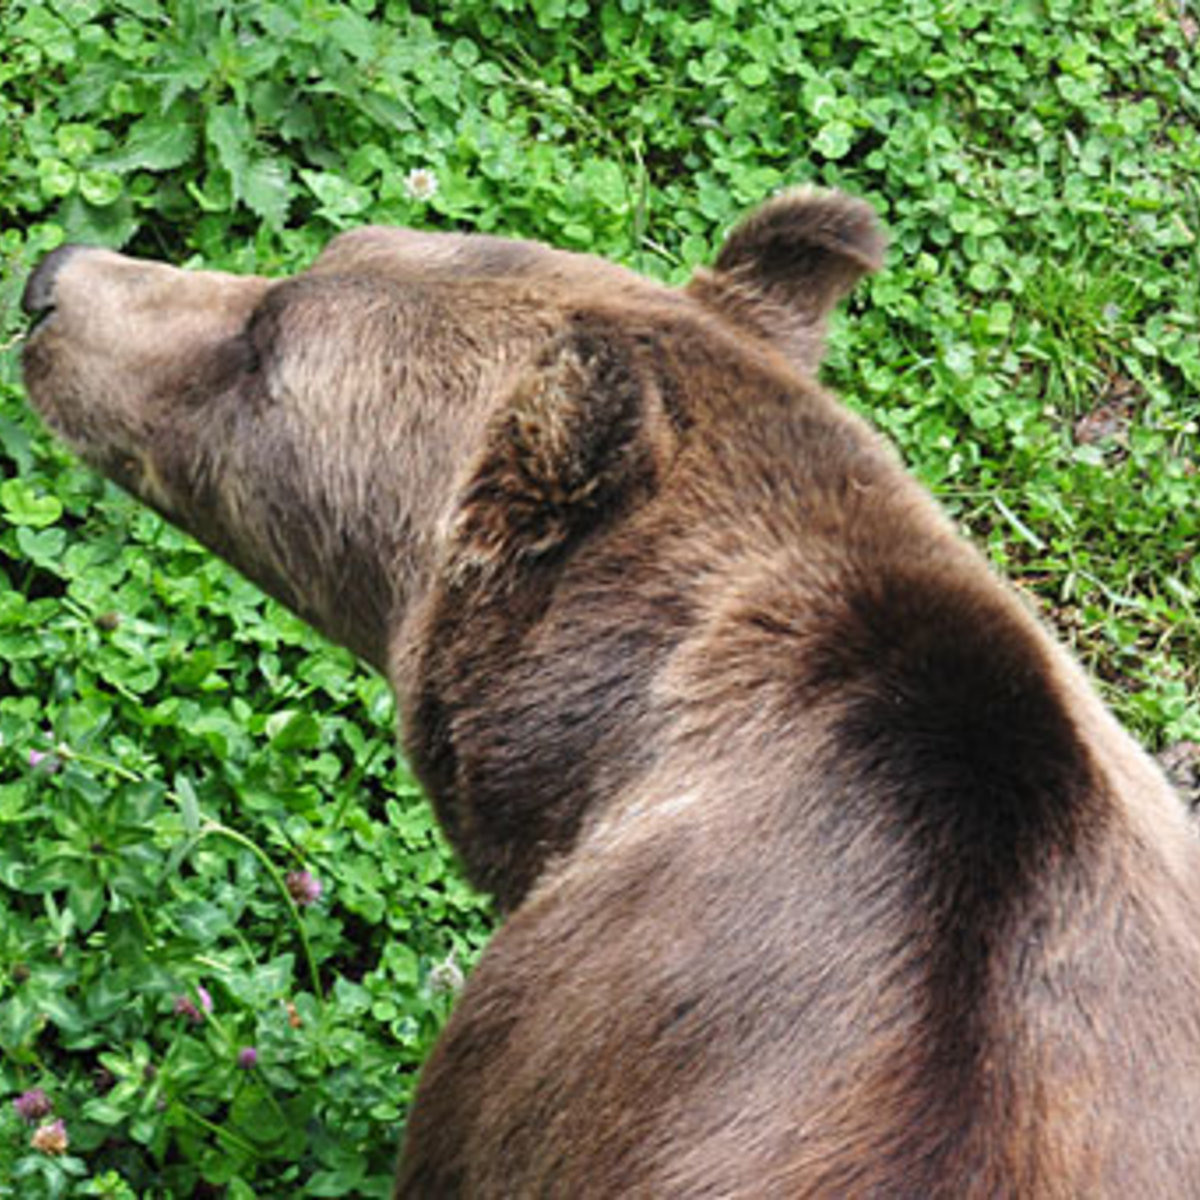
left=448, top=324, right=670, bottom=582
left=687, top=188, right=885, bottom=373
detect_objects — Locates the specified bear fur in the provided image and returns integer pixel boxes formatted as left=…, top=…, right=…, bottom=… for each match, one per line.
left=21, top=190, right=1200, bottom=1196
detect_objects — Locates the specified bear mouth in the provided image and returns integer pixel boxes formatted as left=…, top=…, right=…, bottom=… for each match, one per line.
left=24, top=304, right=56, bottom=338
left=22, top=244, right=86, bottom=333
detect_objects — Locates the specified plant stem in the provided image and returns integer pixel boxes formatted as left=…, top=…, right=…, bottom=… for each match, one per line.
left=57, top=746, right=324, bottom=1001
left=193, top=821, right=324, bottom=1001
left=176, top=1101, right=259, bottom=1158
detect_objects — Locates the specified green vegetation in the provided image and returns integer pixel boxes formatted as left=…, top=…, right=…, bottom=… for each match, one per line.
left=1, top=0, right=1197, bottom=1194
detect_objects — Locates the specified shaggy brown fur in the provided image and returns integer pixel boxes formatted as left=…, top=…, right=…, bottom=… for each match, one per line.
left=21, top=190, right=1200, bottom=1197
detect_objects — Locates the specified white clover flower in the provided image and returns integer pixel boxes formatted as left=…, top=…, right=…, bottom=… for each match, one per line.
left=429, top=951, right=464, bottom=994
left=404, top=167, right=439, bottom=202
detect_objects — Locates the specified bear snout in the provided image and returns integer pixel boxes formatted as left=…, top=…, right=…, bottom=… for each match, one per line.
left=22, top=244, right=91, bottom=329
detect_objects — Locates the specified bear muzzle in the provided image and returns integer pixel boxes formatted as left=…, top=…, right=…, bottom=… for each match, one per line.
left=22, top=244, right=91, bottom=332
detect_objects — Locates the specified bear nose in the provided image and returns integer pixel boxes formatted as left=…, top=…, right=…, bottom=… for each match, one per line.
left=22, top=244, right=89, bottom=323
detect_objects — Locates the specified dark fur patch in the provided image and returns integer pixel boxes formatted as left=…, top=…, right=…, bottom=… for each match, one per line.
left=808, top=565, right=1100, bottom=889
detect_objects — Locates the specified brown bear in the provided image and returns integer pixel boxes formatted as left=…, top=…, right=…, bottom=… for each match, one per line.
left=21, top=190, right=1200, bottom=1197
